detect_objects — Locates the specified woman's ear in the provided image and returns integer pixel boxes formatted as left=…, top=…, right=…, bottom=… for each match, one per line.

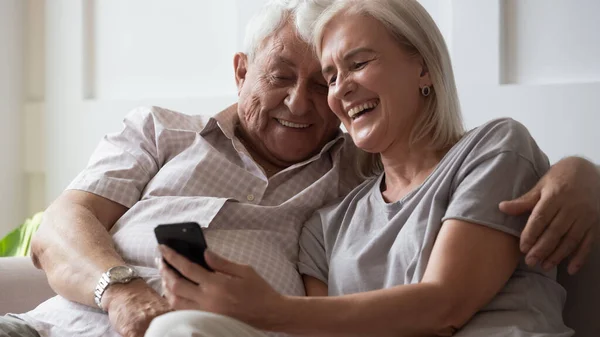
left=419, top=57, right=432, bottom=87
left=234, top=52, right=249, bottom=95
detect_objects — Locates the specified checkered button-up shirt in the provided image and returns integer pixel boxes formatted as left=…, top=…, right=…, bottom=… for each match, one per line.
left=15, top=105, right=362, bottom=337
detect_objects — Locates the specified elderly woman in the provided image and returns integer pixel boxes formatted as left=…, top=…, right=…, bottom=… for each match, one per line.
left=149, top=0, right=574, bottom=336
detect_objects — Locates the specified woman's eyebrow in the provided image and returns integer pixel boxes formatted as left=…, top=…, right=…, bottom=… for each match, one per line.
left=322, top=47, right=376, bottom=74
left=343, top=47, right=376, bottom=60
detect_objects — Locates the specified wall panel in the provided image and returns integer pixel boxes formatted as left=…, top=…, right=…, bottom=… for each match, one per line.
left=86, top=0, right=239, bottom=100
left=503, top=0, right=600, bottom=85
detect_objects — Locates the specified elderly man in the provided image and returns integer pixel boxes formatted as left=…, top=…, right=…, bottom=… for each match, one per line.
left=1, top=1, right=599, bottom=337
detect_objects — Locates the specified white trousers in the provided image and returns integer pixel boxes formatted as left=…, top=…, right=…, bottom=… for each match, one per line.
left=145, top=311, right=268, bottom=337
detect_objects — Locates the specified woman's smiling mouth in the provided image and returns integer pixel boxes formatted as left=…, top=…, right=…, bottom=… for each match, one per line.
left=347, top=100, right=380, bottom=120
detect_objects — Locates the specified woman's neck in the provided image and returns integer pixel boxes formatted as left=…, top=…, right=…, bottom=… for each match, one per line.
left=379, top=138, right=446, bottom=203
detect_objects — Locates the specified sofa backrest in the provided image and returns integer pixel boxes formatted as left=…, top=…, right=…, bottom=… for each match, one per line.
left=0, top=257, right=55, bottom=315
left=558, top=244, right=600, bottom=336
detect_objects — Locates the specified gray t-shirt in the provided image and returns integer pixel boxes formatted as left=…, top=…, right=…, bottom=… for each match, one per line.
left=298, top=118, right=573, bottom=336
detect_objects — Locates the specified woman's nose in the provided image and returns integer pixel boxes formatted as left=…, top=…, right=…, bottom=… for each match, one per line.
left=332, top=74, right=356, bottom=100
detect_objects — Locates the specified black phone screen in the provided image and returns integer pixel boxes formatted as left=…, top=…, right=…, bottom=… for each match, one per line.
left=154, top=222, right=214, bottom=280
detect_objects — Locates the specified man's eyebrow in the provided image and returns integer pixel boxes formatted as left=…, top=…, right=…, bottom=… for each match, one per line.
left=274, top=56, right=296, bottom=67
left=322, top=47, right=376, bottom=75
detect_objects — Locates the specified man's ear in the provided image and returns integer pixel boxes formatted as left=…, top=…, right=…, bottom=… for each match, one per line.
left=234, top=52, right=249, bottom=95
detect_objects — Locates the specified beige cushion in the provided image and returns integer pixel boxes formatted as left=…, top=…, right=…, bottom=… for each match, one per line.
left=557, top=244, right=600, bottom=336
left=0, top=257, right=55, bottom=315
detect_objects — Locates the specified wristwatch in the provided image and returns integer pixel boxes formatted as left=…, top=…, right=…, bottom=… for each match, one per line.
left=93, top=265, right=140, bottom=310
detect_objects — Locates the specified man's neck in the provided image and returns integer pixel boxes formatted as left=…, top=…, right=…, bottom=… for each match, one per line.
left=236, top=130, right=286, bottom=177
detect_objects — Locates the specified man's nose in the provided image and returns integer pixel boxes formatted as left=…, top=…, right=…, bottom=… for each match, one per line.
left=284, top=84, right=311, bottom=116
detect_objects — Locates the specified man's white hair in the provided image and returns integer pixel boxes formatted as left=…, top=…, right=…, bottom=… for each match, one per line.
left=310, top=0, right=465, bottom=177
left=243, top=0, right=333, bottom=62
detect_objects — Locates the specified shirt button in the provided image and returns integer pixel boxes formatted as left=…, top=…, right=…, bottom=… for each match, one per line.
left=247, top=194, right=255, bottom=201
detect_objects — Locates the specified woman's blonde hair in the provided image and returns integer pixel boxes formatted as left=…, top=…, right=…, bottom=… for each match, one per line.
left=309, top=0, right=465, bottom=178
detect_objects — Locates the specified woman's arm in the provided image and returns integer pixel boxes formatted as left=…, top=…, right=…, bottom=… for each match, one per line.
left=159, top=218, right=520, bottom=337
left=303, top=275, right=328, bottom=297
left=272, top=219, right=520, bottom=337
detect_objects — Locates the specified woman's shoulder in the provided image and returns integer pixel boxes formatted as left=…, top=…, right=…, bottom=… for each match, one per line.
left=313, top=175, right=381, bottom=223
left=453, top=118, right=549, bottom=176
left=466, top=118, right=533, bottom=149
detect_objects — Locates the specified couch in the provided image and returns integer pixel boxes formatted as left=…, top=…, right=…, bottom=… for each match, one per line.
left=1, top=248, right=599, bottom=335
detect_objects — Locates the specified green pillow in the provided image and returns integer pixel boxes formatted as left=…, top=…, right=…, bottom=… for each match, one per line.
left=0, top=212, right=44, bottom=257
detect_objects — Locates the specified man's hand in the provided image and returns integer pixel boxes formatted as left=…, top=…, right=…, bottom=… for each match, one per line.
left=499, top=156, right=600, bottom=275
left=103, top=279, right=171, bottom=337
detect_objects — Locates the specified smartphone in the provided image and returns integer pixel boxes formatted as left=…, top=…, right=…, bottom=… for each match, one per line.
left=154, top=222, right=214, bottom=282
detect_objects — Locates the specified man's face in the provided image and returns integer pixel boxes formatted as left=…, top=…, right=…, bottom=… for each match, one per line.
left=234, top=22, right=341, bottom=166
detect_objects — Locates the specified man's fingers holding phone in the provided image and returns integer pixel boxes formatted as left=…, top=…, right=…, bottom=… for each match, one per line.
left=154, top=222, right=214, bottom=284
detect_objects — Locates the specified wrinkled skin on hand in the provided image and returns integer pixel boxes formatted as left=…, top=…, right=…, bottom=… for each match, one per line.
left=500, top=156, right=600, bottom=274
left=104, top=279, right=172, bottom=337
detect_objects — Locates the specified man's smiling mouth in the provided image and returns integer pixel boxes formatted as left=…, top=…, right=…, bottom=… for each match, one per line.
left=276, top=118, right=311, bottom=129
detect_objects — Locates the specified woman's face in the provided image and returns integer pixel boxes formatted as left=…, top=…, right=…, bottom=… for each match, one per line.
left=320, top=13, right=431, bottom=154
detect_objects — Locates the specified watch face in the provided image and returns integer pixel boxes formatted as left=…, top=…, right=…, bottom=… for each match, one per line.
left=108, top=266, right=133, bottom=281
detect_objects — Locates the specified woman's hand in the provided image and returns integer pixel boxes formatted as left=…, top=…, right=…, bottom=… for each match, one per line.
left=500, top=156, right=600, bottom=274
left=158, top=245, right=286, bottom=330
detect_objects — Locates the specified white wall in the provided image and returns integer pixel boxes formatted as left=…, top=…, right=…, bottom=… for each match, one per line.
left=503, top=0, right=600, bottom=85
left=90, top=0, right=238, bottom=100
left=0, top=0, right=25, bottom=237
left=23, top=0, right=46, bottom=219
left=10, top=0, right=600, bottom=222
left=423, top=0, right=600, bottom=164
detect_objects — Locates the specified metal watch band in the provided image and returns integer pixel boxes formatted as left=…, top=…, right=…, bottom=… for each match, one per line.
left=93, top=272, right=111, bottom=309
left=93, top=266, right=139, bottom=310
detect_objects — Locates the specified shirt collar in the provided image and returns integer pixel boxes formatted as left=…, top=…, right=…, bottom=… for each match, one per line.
left=200, top=103, right=238, bottom=139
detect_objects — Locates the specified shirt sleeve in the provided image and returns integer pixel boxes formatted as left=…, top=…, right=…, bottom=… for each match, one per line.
left=298, top=211, right=329, bottom=284
left=67, top=106, right=161, bottom=208
left=443, top=151, right=547, bottom=237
